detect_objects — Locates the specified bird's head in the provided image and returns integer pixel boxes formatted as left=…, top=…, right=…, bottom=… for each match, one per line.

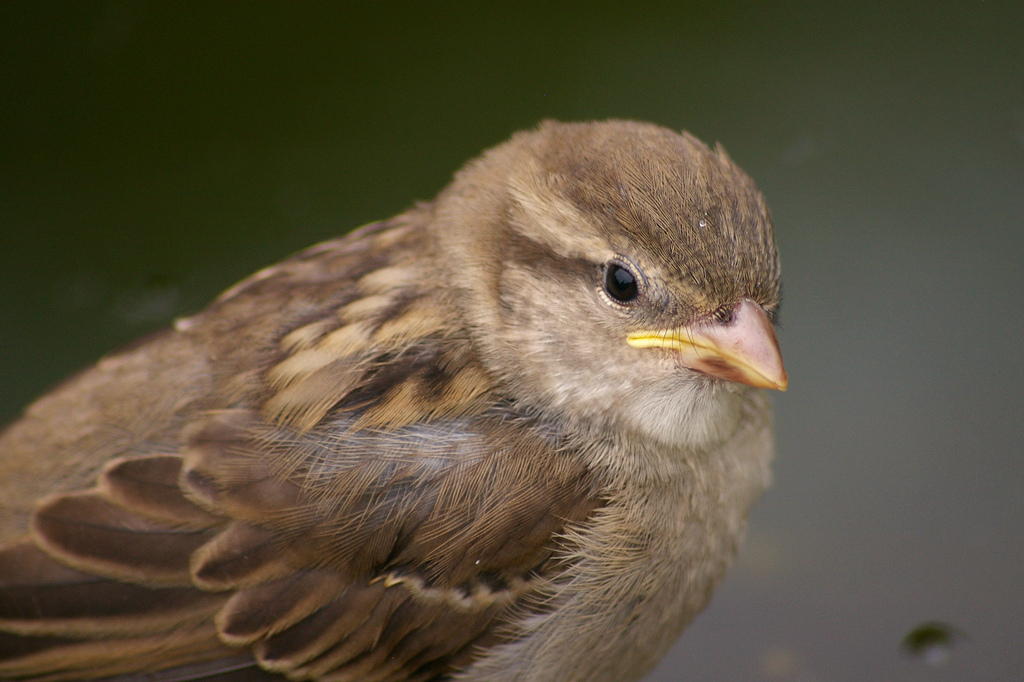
left=432, top=120, right=785, bottom=450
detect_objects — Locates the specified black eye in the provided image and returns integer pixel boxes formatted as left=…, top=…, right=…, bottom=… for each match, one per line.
left=712, top=305, right=734, bottom=324
left=604, top=262, right=638, bottom=303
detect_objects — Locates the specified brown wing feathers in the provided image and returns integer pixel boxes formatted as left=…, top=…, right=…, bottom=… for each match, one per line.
left=0, top=456, right=234, bottom=681
left=0, top=219, right=604, bottom=680
left=181, top=407, right=599, bottom=597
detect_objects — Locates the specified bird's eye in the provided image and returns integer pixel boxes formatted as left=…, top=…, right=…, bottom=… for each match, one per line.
left=712, top=305, right=735, bottom=324
left=603, top=261, right=639, bottom=303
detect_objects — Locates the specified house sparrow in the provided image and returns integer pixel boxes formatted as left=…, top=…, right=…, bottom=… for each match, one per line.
left=0, top=120, right=786, bottom=682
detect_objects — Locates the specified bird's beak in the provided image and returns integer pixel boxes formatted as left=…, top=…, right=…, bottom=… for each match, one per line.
left=626, top=298, right=788, bottom=391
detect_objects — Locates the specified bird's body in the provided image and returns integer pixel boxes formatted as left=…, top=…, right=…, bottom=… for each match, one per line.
left=0, top=120, right=785, bottom=681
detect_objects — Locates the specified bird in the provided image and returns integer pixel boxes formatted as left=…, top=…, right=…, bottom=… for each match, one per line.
left=0, top=119, right=786, bottom=682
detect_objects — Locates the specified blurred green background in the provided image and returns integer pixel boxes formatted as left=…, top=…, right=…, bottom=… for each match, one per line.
left=2, top=2, right=1022, bottom=680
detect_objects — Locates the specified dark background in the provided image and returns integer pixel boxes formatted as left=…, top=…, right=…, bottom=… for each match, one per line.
left=2, top=2, right=1022, bottom=680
